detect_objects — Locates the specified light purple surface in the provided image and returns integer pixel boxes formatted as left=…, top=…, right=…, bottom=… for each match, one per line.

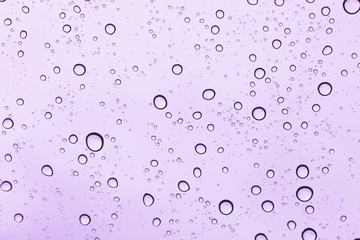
left=1, top=0, right=360, bottom=239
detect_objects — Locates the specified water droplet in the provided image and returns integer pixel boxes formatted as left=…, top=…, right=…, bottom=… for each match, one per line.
left=107, top=177, right=118, bottom=188
left=172, top=64, right=183, bottom=75
left=215, top=9, right=224, bottom=19
left=211, top=25, right=220, bottom=34
left=251, top=185, right=262, bottom=195
left=143, top=193, right=155, bottom=207
left=86, top=132, right=104, bottom=152
left=0, top=181, right=12, bottom=192
left=274, top=0, right=285, bottom=6
left=318, top=82, right=332, bottom=96
left=4, top=153, right=12, bottom=162
left=78, top=154, right=88, bottom=164
left=2, top=118, right=14, bottom=129
left=219, top=200, right=234, bottom=215
left=255, top=233, right=268, bottom=240
left=150, top=159, right=159, bottom=167
left=153, top=95, right=168, bottom=110
left=105, top=23, right=116, bottom=35
left=178, top=180, right=190, bottom=192
left=248, top=0, right=259, bottom=5
left=287, top=220, right=297, bottom=230
left=14, top=213, right=24, bottom=223
left=261, top=200, right=274, bottom=213
left=195, top=143, right=207, bottom=154
left=234, top=101, right=242, bottom=110
left=340, top=215, right=347, bottom=222
left=312, top=104, right=321, bottom=112
left=305, top=205, right=315, bottom=214
left=193, top=167, right=202, bottom=178
left=321, top=6, right=331, bottom=16
left=79, top=214, right=91, bottom=226
left=252, top=107, right=266, bottom=121
left=296, top=186, right=314, bottom=202
left=254, top=67, right=266, bottom=79
left=283, top=122, right=292, bottom=130
left=62, top=24, right=71, bottom=33
left=202, top=89, right=216, bottom=100
left=322, top=45, right=333, bottom=56
left=272, top=39, right=282, bottom=49
left=69, top=134, right=78, bottom=144
left=152, top=217, right=161, bottom=227
left=73, top=64, right=86, bottom=76
left=266, top=169, right=275, bottom=178
left=296, top=164, right=309, bottom=179
left=192, top=111, right=202, bottom=120
left=301, top=228, right=317, bottom=240
left=41, top=165, right=53, bottom=176
left=343, top=0, right=360, bottom=14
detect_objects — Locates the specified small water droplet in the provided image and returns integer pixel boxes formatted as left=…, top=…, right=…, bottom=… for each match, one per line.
left=218, top=199, right=234, bottom=215
left=0, top=181, right=12, bottom=192
left=79, top=214, right=91, bottom=226
left=107, top=177, right=118, bottom=188
left=296, top=186, right=314, bottom=202
left=193, top=167, right=202, bottom=178
left=301, top=228, right=317, bottom=240
left=318, top=82, right=332, bottom=96
left=261, top=200, right=274, bottom=213
left=252, top=107, right=266, bottom=121
left=255, top=233, right=268, bottom=240
left=178, top=180, right=190, bottom=192
left=254, top=67, right=266, bottom=79
left=86, top=132, right=104, bottom=152
left=41, top=165, right=53, bottom=176
left=152, top=217, right=161, bottom=227
left=195, top=143, right=207, bottom=154
left=322, top=45, right=333, bottom=56
left=287, top=220, right=297, bottom=230
left=202, top=89, right=216, bottom=100
left=73, top=64, right=86, bottom=76
left=172, top=64, right=183, bottom=75
left=296, top=164, right=309, bottom=179
left=153, top=95, right=168, bottom=110
left=105, top=23, right=116, bottom=35
left=14, top=213, right=24, bottom=223
left=143, top=193, right=155, bottom=207
left=2, top=118, right=14, bottom=129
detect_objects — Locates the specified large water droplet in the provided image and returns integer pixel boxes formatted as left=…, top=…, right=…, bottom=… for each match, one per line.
left=296, top=164, right=309, bottom=179
left=343, top=0, right=360, bottom=14
left=296, top=186, right=314, bottom=202
left=143, top=193, right=154, bottom=207
left=79, top=214, right=91, bottom=226
left=153, top=95, right=167, bottom=110
left=73, top=64, right=86, bottom=76
left=195, top=143, right=207, bottom=154
left=318, top=82, right=332, bottom=96
left=14, top=213, right=24, bottom=223
left=252, top=107, right=266, bottom=121
left=1, top=181, right=13, bottom=192
left=2, top=118, right=14, bottom=129
left=178, top=180, right=190, bottom=192
left=107, top=177, right=118, bottom=188
left=105, top=23, right=116, bottom=35
left=41, top=165, right=53, bottom=176
left=301, top=228, right=317, bottom=240
left=218, top=199, right=234, bottom=215
left=86, top=132, right=104, bottom=152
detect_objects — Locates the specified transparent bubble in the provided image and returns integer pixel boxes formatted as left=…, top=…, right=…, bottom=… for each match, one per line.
left=0, top=181, right=12, bottom=192
left=2, top=118, right=14, bottom=129
left=202, top=89, right=216, bottom=100
left=272, top=39, right=282, bottom=49
left=195, top=143, right=207, bottom=154
left=152, top=217, right=161, bottom=227
left=218, top=200, right=234, bottom=215
left=343, top=0, right=360, bottom=14
left=105, top=23, right=116, bottom=35
left=178, top=180, right=190, bottom=192
left=22, top=6, right=30, bottom=14
left=143, top=193, right=155, bottom=207
left=107, top=178, right=118, bottom=188
left=73, top=64, right=86, bottom=76
left=254, top=68, right=266, bottom=79
left=318, top=82, right=332, bottom=96
left=274, top=0, right=285, bottom=6
left=296, top=164, right=309, bottom=179
left=340, top=215, right=347, bottom=222
left=322, top=45, right=333, bottom=56
left=69, top=134, right=78, bottom=144
left=301, top=121, right=308, bottom=129
left=312, top=104, right=321, bottom=112
left=86, top=132, right=104, bottom=152
left=255, top=233, right=268, bottom=240
left=266, top=169, right=275, bottom=178
left=150, top=159, right=159, bottom=167
left=287, top=220, right=297, bottom=230
left=4, top=153, right=12, bottom=162
left=261, top=200, right=274, bottom=213
left=321, top=6, right=331, bottom=16
left=296, top=186, right=314, bottom=202
left=14, top=213, right=24, bottom=223
left=215, top=10, right=225, bottom=19
left=62, top=24, right=71, bottom=33
left=252, top=107, right=266, bottom=121
left=73, top=5, right=81, bottom=13
left=234, top=102, right=242, bottom=110
left=172, top=64, right=183, bottom=75
left=192, top=111, right=202, bottom=120
left=249, top=54, right=257, bottom=62
left=153, top=95, right=167, bottom=110
left=301, top=228, right=317, bottom=240
left=19, top=30, right=27, bottom=39
left=193, top=167, right=202, bottom=178
left=322, top=167, right=329, bottom=174
left=283, top=122, right=292, bottom=130
left=55, top=96, right=63, bottom=104
left=251, top=185, right=262, bottom=195
left=41, top=165, right=53, bottom=176
left=78, top=154, right=88, bottom=164
left=305, top=205, right=314, bottom=214
left=211, top=25, right=220, bottom=34
left=79, top=214, right=91, bottom=226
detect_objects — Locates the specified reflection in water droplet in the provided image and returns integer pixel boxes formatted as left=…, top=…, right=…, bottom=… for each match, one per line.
left=202, top=89, right=216, bottom=100
left=105, top=23, right=116, bottom=35
left=318, top=82, right=332, bottom=96
left=261, top=200, right=274, bottom=213
left=152, top=217, right=161, bottom=227
left=172, top=64, right=183, bottom=75
left=296, top=164, right=309, bottom=179
left=178, top=180, right=190, bottom=192
left=143, top=193, right=155, bottom=207
left=193, top=167, right=202, bottom=178
left=86, top=132, right=104, bottom=152
left=153, top=95, right=168, bottom=110
left=14, top=213, right=24, bottom=223
left=252, top=107, right=266, bottom=121
left=301, top=228, right=317, bottom=240
left=2, top=118, right=14, bottom=129
left=343, top=0, right=360, bottom=14
left=73, top=64, right=86, bottom=76
left=41, top=165, right=53, bottom=176
left=79, top=214, right=91, bottom=226
left=0, top=181, right=12, bottom=192
left=218, top=200, right=234, bottom=215
left=255, top=233, right=268, bottom=240
left=107, top=177, right=118, bottom=188
left=287, top=220, right=297, bottom=230
left=195, top=143, right=207, bottom=154
left=296, top=186, right=314, bottom=202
